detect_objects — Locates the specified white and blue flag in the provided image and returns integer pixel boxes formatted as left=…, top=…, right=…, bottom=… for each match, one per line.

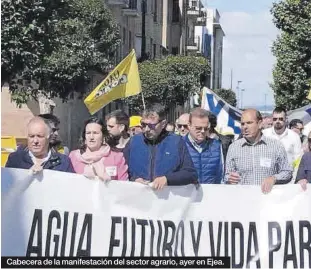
left=201, top=87, right=242, bottom=135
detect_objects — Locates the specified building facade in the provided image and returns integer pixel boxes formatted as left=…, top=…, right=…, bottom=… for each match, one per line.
left=1, top=0, right=213, bottom=148
left=194, top=8, right=224, bottom=90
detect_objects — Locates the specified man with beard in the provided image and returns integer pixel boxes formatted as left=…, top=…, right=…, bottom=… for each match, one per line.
left=124, top=103, right=197, bottom=190
left=263, top=107, right=302, bottom=168
left=106, top=110, right=130, bottom=152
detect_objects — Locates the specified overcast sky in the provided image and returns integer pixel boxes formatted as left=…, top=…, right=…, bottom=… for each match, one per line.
left=202, top=0, right=279, bottom=107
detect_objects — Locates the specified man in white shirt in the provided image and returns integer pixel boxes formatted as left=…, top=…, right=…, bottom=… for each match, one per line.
left=263, top=107, right=303, bottom=167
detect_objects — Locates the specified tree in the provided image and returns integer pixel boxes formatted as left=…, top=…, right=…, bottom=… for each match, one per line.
left=125, top=55, right=210, bottom=113
left=1, top=0, right=120, bottom=105
left=271, top=0, right=311, bottom=109
left=213, top=88, right=237, bottom=107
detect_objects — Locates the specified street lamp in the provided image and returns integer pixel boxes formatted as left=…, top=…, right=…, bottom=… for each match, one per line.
left=240, top=89, right=245, bottom=109
left=236, top=81, right=242, bottom=108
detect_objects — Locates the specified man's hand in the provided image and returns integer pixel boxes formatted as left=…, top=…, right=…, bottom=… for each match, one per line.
left=298, top=179, right=308, bottom=191
left=261, top=176, right=276, bottom=194
left=152, top=176, right=167, bottom=190
left=30, top=163, right=43, bottom=174
left=135, top=178, right=149, bottom=184
left=227, top=172, right=241, bottom=184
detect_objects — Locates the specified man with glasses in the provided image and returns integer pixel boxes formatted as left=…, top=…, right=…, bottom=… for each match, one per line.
left=184, top=108, right=223, bottom=184
left=176, top=113, right=190, bottom=136
left=263, top=107, right=302, bottom=168
left=124, top=103, right=197, bottom=190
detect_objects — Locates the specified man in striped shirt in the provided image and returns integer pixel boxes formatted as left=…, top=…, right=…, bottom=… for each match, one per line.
left=225, top=109, right=292, bottom=193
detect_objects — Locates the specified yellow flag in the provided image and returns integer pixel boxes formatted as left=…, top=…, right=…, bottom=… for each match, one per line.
left=84, top=49, right=141, bottom=115
left=307, top=89, right=311, bottom=100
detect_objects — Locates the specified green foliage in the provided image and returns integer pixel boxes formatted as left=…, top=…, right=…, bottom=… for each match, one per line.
left=1, top=0, right=120, bottom=104
left=125, top=56, right=210, bottom=113
left=213, top=88, right=237, bottom=107
left=271, top=0, right=311, bottom=109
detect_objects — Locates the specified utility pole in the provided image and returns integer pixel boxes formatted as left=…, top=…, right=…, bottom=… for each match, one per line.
left=236, top=80, right=242, bottom=108
left=230, top=68, right=233, bottom=90
left=141, top=0, right=147, bottom=61
left=240, top=88, right=245, bottom=109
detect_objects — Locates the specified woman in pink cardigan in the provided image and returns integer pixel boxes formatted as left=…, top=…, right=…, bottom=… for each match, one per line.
left=69, top=117, right=128, bottom=181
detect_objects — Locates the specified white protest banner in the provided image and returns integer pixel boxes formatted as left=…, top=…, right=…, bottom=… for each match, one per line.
left=1, top=168, right=311, bottom=268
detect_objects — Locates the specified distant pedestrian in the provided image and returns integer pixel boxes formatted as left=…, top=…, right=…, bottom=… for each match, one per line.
left=166, top=122, right=175, bottom=134
left=129, top=116, right=143, bottom=136
left=263, top=107, right=302, bottom=167
left=176, top=113, right=190, bottom=136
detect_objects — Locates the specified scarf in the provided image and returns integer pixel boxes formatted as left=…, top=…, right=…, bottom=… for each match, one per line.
left=75, top=146, right=111, bottom=180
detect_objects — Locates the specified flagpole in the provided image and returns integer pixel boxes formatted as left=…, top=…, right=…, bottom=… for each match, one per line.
left=141, top=91, right=146, bottom=110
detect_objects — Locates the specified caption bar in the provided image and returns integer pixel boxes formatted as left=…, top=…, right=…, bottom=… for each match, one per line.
left=2, top=257, right=231, bottom=268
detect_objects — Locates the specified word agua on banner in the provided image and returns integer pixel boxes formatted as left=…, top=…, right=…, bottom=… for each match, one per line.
left=1, top=257, right=231, bottom=268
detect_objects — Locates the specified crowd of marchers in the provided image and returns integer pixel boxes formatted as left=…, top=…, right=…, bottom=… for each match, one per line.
left=5, top=103, right=311, bottom=193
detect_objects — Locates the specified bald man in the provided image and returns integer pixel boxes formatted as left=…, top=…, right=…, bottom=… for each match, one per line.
left=5, top=117, right=74, bottom=173
left=225, top=109, right=292, bottom=193
left=177, top=113, right=190, bottom=136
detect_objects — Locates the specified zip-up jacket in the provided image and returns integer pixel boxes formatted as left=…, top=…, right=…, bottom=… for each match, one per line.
left=5, top=148, right=74, bottom=173
left=184, top=134, right=223, bottom=184
left=124, top=131, right=198, bottom=185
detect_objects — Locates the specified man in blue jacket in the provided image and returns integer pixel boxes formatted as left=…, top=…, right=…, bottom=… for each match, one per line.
left=184, top=108, right=223, bottom=184
left=124, top=103, right=197, bottom=190
left=6, top=117, right=74, bottom=173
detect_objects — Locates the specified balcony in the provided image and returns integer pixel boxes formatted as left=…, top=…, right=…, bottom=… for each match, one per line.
left=186, top=37, right=200, bottom=51
left=107, top=0, right=129, bottom=8
left=187, top=6, right=200, bottom=17
left=196, top=16, right=206, bottom=26
left=122, top=0, right=140, bottom=17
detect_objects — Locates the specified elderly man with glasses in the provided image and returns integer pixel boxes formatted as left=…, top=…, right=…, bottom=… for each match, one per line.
left=183, top=108, right=223, bottom=184
left=176, top=113, right=190, bottom=136
left=263, top=107, right=303, bottom=168
left=124, top=103, right=197, bottom=190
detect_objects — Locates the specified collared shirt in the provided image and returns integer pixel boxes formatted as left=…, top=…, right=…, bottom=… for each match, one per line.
left=29, top=150, right=51, bottom=165
left=263, top=127, right=303, bottom=166
left=224, top=135, right=292, bottom=185
left=188, top=134, right=205, bottom=153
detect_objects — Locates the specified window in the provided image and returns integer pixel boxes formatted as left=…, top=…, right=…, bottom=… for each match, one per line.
left=153, top=44, right=157, bottom=58
left=172, top=47, right=179, bottom=55
left=129, top=0, right=137, bottom=9
left=172, top=0, right=180, bottom=22
left=123, top=28, right=126, bottom=44
left=153, top=0, right=157, bottom=22
left=129, top=30, right=132, bottom=49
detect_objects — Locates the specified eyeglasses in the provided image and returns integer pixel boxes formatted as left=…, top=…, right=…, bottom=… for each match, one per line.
left=141, top=121, right=160, bottom=130
left=52, top=128, right=59, bottom=132
left=273, top=117, right=285, bottom=122
left=194, top=126, right=209, bottom=132
left=293, top=126, right=304, bottom=131
left=177, top=124, right=188, bottom=129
